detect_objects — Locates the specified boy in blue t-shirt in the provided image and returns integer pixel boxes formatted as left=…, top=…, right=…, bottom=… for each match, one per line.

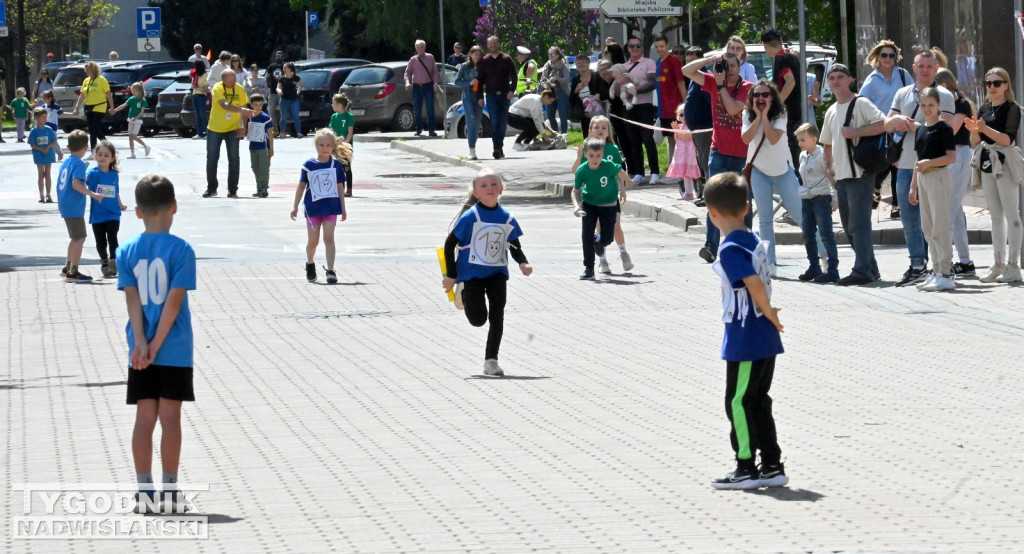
left=116, top=174, right=197, bottom=513
left=703, top=172, right=787, bottom=491
left=246, top=94, right=274, bottom=197
left=56, top=130, right=105, bottom=282
left=28, top=107, right=63, bottom=203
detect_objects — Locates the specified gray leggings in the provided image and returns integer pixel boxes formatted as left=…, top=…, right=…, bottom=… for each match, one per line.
left=981, top=170, right=1023, bottom=265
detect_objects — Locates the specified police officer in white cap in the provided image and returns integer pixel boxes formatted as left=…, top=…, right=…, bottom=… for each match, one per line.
left=516, top=46, right=537, bottom=96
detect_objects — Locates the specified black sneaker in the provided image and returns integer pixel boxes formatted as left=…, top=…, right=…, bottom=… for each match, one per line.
left=259, top=191, right=269, bottom=198
left=798, top=265, right=823, bottom=281
left=813, top=270, right=840, bottom=283
left=107, top=262, right=118, bottom=278
left=202, top=190, right=217, bottom=198
left=65, top=271, right=93, bottom=283
left=325, top=267, right=338, bottom=284
left=758, top=462, right=789, bottom=488
left=711, top=465, right=761, bottom=490
left=580, top=269, right=595, bottom=280
left=252, top=192, right=262, bottom=198
left=60, top=266, right=69, bottom=278
left=952, top=261, right=976, bottom=277
left=872, top=192, right=880, bottom=209
left=837, top=274, right=873, bottom=286
left=134, top=491, right=159, bottom=514
left=890, top=206, right=900, bottom=219
left=305, top=262, right=316, bottom=282
left=227, top=191, right=238, bottom=198
left=159, top=490, right=190, bottom=514
left=593, top=236, right=605, bottom=258
left=699, top=246, right=716, bottom=264
left=693, top=198, right=706, bottom=207
left=344, top=188, right=352, bottom=197
left=895, top=266, right=929, bottom=287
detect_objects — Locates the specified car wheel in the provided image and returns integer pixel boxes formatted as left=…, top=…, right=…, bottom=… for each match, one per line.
left=456, top=118, right=467, bottom=139
left=176, top=127, right=197, bottom=138
left=391, top=104, right=415, bottom=132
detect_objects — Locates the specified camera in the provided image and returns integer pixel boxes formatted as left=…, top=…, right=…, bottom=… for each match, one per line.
left=714, top=61, right=727, bottom=73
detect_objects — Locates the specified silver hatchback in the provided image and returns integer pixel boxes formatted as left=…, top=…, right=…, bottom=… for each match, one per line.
left=339, top=61, right=462, bottom=132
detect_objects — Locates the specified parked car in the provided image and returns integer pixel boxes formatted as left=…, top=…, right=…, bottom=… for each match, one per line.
left=155, top=79, right=196, bottom=137
left=339, top=62, right=462, bottom=132
left=444, top=100, right=493, bottom=139
left=140, top=70, right=192, bottom=136
left=291, top=58, right=372, bottom=72
left=298, top=66, right=366, bottom=129
left=53, top=60, right=192, bottom=133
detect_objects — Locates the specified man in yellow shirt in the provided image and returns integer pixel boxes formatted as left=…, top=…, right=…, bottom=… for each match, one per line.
left=204, top=69, right=254, bottom=198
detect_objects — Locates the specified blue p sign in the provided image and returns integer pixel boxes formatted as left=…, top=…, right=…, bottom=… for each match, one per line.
left=136, top=7, right=161, bottom=39
left=307, top=11, right=319, bottom=26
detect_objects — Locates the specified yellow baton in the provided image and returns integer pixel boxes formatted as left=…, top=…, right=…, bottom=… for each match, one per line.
left=437, top=248, right=456, bottom=302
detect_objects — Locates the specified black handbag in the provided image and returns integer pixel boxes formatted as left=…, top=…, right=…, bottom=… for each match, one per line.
left=844, top=95, right=889, bottom=176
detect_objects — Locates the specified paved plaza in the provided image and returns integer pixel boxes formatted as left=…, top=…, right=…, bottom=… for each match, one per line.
left=1, top=134, right=1023, bottom=552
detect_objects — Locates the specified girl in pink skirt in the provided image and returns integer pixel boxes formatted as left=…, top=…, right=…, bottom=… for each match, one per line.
left=666, top=104, right=701, bottom=199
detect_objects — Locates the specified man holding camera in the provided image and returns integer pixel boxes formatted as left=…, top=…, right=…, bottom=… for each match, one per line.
left=682, top=52, right=753, bottom=262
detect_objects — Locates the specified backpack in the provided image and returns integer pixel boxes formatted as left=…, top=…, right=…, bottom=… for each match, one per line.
left=844, top=95, right=889, bottom=177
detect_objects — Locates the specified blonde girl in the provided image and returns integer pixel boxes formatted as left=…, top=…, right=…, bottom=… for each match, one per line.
left=571, top=115, right=634, bottom=273
left=290, top=129, right=349, bottom=284
left=442, top=169, right=532, bottom=376
left=112, top=82, right=150, bottom=158
left=666, top=103, right=701, bottom=199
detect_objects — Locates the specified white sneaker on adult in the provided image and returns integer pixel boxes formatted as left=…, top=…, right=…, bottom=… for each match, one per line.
left=916, top=274, right=937, bottom=290
left=512, top=143, right=527, bottom=151
left=979, top=265, right=1005, bottom=283
left=922, top=274, right=956, bottom=291
left=649, top=173, right=660, bottom=185
left=998, top=264, right=1023, bottom=283
left=469, top=147, right=477, bottom=160
left=631, top=174, right=643, bottom=186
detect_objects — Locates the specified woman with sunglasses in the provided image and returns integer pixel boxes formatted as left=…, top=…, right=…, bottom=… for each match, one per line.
left=539, top=46, right=571, bottom=134
left=860, top=40, right=913, bottom=217
left=32, top=69, right=53, bottom=103
left=741, top=80, right=818, bottom=275
left=965, top=67, right=1024, bottom=283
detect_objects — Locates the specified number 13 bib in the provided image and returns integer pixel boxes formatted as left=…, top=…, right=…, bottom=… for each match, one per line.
left=307, top=160, right=339, bottom=202
left=461, top=205, right=513, bottom=267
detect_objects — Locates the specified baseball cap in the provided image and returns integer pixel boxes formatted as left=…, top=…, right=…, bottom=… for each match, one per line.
left=826, top=63, right=851, bottom=78
left=516, top=46, right=531, bottom=55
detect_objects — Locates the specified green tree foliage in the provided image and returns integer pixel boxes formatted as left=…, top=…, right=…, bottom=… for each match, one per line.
left=24, top=0, right=119, bottom=46
left=319, top=0, right=482, bottom=59
left=152, top=0, right=308, bottom=65
left=677, top=0, right=840, bottom=49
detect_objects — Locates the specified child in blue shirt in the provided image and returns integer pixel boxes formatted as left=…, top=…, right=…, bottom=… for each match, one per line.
left=442, top=168, right=532, bottom=376
left=56, top=130, right=105, bottom=282
left=703, top=172, right=787, bottom=491
left=115, top=174, right=197, bottom=513
left=246, top=94, right=274, bottom=197
left=28, top=107, right=62, bottom=203
left=86, top=140, right=128, bottom=278
left=290, top=128, right=349, bottom=283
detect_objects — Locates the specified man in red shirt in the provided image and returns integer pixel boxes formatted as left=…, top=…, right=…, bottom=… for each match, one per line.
left=762, top=28, right=803, bottom=170
left=654, top=34, right=686, bottom=163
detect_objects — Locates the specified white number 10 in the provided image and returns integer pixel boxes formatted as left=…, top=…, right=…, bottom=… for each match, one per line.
left=132, top=259, right=169, bottom=305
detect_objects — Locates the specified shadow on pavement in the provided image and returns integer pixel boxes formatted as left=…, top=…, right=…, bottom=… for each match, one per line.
left=746, top=487, right=825, bottom=502
left=465, top=375, right=552, bottom=381
left=74, top=380, right=128, bottom=388
left=0, top=254, right=73, bottom=273
left=0, top=207, right=51, bottom=231
left=594, top=276, right=653, bottom=286
left=147, top=513, right=245, bottom=524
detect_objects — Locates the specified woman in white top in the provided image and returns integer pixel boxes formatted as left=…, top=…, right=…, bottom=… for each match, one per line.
left=727, top=36, right=758, bottom=84
left=507, top=89, right=556, bottom=150
left=741, top=79, right=811, bottom=272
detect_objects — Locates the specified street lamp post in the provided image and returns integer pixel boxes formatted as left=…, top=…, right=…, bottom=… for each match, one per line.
left=17, top=0, right=28, bottom=89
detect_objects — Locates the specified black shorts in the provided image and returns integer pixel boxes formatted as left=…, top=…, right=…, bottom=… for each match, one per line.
left=126, top=365, right=195, bottom=404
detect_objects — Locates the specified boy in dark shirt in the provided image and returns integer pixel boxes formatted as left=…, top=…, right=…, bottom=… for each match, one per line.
left=704, top=172, right=787, bottom=490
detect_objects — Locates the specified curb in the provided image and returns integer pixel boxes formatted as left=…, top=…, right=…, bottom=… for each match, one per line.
left=388, top=140, right=994, bottom=246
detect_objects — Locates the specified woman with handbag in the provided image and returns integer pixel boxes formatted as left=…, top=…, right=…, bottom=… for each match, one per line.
left=72, top=62, right=114, bottom=151
left=966, top=67, right=1024, bottom=283
left=539, top=46, right=571, bottom=134
left=741, top=80, right=815, bottom=275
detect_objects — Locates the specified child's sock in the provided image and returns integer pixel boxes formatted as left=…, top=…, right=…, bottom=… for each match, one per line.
left=684, top=178, right=694, bottom=196
left=137, top=472, right=154, bottom=492
left=163, top=472, right=178, bottom=489
left=618, top=242, right=627, bottom=253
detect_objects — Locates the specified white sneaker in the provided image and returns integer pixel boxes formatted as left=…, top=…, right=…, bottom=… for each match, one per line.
left=127, top=153, right=136, bottom=159
left=624, top=102, right=634, bottom=110
left=979, top=265, right=1005, bottom=283
left=192, top=135, right=203, bottom=140
left=916, top=274, right=936, bottom=290
left=620, top=251, right=634, bottom=272
left=144, top=145, right=151, bottom=157
left=649, top=173, right=660, bottom=185
left=469, top=147, right=477, bottom=160
left=453, top=282, right=464, bottom=310
left=922, top=274, right=956, bottom=291
left=598, top=258, right=611, bottom=274
left=512, top=143, right=527, bottom=151
left=768, top=263, right=777, bottom=278
left=998, top=264, right=1022, bottom=283
left=631, top=174, right=643, bottom=186
left=483, top=359, right=504, bottom=376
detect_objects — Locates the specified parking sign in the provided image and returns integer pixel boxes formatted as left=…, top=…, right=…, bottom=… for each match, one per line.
left=0, top=2, right=6, bottom=26
left=137, top=7, right=161, bottom=38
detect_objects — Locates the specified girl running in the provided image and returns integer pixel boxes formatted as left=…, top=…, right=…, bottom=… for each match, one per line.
left=442, top=169, right=533, bottom=376
left=290, top=128, right=350, bottom=284
left=666, top=103, right=701, bottom=199
left=111, top=82, right=150, bottom=158
left=571, top=115, right=634, bottom=273
left=85, top=140, right=127, bottom=278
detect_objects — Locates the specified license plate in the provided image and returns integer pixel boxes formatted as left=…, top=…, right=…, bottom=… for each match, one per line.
left=165, top=113, right=179, bottom=119
left=142, top=113, right=154, bottom=119
left=299, top=111, right=310, bottom=117
left=352, top=109, right=365, bottom=116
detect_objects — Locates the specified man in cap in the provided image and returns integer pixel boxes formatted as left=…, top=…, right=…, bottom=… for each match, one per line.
left=819, top=63, right=887, bottom=286
left=515, top=46, right=537, bottom=97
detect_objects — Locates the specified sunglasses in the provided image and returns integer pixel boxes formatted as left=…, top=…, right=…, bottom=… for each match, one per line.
left=879, top=52, right=897, bottom=59
left=627, top=44, right=642, bottom=49
left=549, top=53, right=558, bottom=57
left=985, top=80, right=1007, bottom=87
left=751, top=91, right=772, bottom=99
